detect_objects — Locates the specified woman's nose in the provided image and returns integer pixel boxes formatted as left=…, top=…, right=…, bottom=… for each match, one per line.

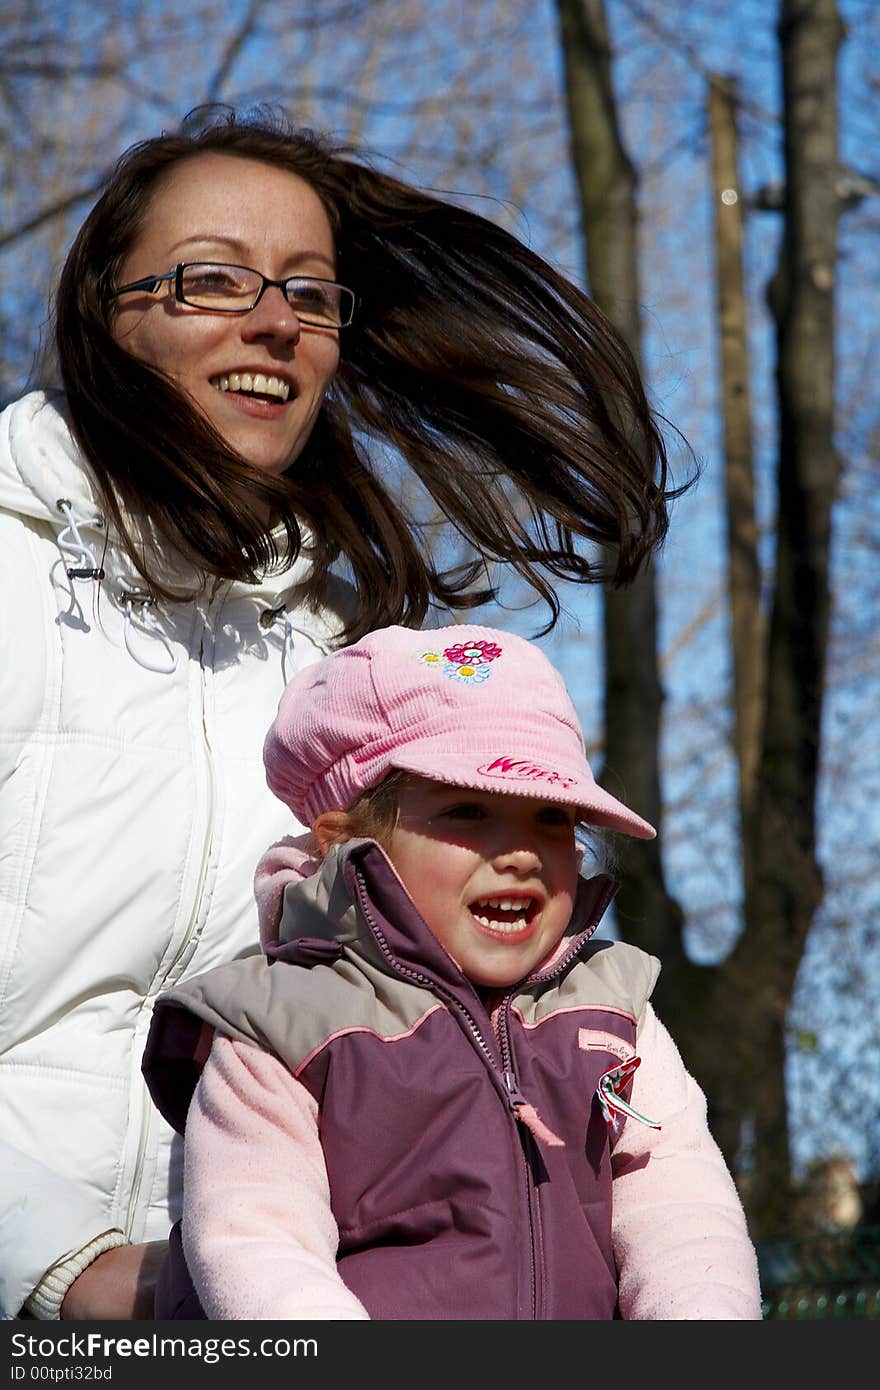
left=240, top=285, right=302, bottom=345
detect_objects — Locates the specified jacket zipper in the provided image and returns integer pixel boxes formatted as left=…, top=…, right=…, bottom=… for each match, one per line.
left=493, top=884, right=616, bottom=1320
left=124, top=596, right=221, bottom=1237
left=501, top=1067, right=540, bottom=1319
left=156, top=619, right=219, bottom=984
left=353, top=868, right=543, bottom=1318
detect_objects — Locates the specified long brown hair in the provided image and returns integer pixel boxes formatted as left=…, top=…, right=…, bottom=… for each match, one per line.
left=53, top=105, right=691, bottom=642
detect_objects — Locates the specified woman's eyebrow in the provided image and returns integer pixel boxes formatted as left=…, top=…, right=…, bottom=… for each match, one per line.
left=168, top=232, right=336, bottom=271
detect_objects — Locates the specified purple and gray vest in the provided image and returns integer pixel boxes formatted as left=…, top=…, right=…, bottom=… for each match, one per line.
left=143, top=839, right=660, bottom=1320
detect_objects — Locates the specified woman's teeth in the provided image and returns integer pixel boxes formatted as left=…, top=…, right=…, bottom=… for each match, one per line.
left=211, top=372, right=290, bottom=401
left=470, top=897, right=533, bottom=932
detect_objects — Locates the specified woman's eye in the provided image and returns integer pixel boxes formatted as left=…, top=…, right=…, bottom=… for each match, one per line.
left=186, top=269, right=239, bottom=290
left=289, top=285, right=330, bottom=308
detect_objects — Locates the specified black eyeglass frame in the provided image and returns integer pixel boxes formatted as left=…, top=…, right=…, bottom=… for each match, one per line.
left=110, top=262, right=357, bottom=328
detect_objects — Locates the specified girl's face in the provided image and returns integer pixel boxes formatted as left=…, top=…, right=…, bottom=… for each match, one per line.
left=386, top=776, right=580, bottom=989
left=111, top=152, right=341, bottom=475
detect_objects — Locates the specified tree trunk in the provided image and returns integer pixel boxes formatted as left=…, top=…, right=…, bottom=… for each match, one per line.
left=737, top=0, right=844, bottom=1238
left=708, top=75, right=764, bottom=855
left=555, top=0, right=687, bottom=986
left=556, top=0, right=845, bottom=1243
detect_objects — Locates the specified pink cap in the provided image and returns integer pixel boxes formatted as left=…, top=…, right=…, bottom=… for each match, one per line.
left=264, top=625, right=656, bottom=839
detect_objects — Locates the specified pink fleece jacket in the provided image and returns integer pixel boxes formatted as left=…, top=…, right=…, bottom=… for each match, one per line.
left=178, top=836, right=763, bottom=1321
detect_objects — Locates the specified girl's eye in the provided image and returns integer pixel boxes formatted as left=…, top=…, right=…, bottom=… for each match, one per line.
left=537, top=806, right=575, bottom=828
left=441, top=803, right=486, bottom=821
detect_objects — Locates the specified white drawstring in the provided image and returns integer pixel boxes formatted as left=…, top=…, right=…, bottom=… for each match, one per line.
left=56, top=498, right=105, bottom=579
left=55, top=501, right=177, bottom=672
left=121, top=590, right=178, bottom=674
left=56, top=502, right=292, bottom=679
left=259, top=603, right=297, bottom=682
left=281, top=614, right=296, bottom=683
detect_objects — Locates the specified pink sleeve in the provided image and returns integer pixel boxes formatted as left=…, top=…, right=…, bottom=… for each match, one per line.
left=182, top=1034, right=370, bottom=1320
left=611, top=1004, right=763, bottom=1320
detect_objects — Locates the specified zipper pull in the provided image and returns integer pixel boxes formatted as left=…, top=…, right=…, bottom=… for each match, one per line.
left=596, top=1056, right=662, bottom=1133
left=504, top=1071, right=565, bottom=1148
left=503, top=1070, right=527, bottom=1107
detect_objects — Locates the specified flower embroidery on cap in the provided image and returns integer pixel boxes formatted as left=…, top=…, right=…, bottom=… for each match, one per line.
left=443, top=658, right=491, bottom=684
left=443, top=640, right=502, bottom=665
left=416, top=640, right=502, bottom=685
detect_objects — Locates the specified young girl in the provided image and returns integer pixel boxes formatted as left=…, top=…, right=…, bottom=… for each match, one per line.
left=144, top=624, right=762, bottom=1321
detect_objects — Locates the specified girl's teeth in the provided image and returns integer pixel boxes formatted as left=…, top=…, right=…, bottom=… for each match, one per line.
left=473, top=913, right=528, bottom=933
left=471, top=897, right=532, bottom=932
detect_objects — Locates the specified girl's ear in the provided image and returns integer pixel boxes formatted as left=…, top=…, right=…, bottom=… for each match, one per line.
left=313, top=810, right=355, bottom=858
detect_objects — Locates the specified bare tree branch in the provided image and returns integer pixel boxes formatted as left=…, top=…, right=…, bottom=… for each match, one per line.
left=0, top=178, right=109, bottom=251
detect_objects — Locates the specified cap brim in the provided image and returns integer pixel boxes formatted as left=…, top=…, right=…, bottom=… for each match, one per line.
left=388, top=749, right=656, bottom=840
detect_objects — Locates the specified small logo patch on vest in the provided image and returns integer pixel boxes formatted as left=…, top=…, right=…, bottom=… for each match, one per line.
left=578, top=1028, right=635, bottom=1063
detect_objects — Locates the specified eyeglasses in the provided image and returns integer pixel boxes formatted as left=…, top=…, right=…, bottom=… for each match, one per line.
left=111, top=262, right=356, bottom=328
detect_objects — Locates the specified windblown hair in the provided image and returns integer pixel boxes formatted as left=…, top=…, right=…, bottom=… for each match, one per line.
left=54, top=104, right=689, bottom=642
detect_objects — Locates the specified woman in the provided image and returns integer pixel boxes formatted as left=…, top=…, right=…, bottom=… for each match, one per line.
left=0, top=106, right=679, bottom=1320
